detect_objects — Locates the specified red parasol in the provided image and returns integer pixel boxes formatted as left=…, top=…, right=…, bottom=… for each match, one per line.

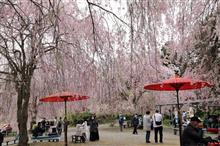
left=39, top=91, right=89, bottom=146
left=144, top=75, right=212, bottom=146
left=39, top=92, right=89, bottom=102
left=144, top=77, right=211, bottom=91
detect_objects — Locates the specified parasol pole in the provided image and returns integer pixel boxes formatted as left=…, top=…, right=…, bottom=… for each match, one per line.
left=64, top=99, right=67, bottom=118
left=64, top=99, right=68, bottom=146
left=176, top=89, right=182, bottom=146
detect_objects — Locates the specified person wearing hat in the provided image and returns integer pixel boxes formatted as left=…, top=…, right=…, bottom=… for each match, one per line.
left=182, top=116, right=204, bottom=146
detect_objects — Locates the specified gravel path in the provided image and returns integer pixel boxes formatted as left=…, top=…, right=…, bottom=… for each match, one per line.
left=90, top=125, right=179, bottom=146
left=29, top=124, right=180, bottom=146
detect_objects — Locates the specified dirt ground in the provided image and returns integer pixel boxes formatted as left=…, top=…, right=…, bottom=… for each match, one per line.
left=28, top=124, right=180, bottom=146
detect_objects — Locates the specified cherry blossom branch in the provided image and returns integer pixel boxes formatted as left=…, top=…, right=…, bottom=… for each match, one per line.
left=87, top=1, right=129, bottom=26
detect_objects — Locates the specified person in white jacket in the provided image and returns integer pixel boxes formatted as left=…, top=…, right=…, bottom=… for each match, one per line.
left=152, top=110, right=163, bottom=143
left=143, top=111, right=152, bottom=143
left=82, top=121, right=89, bottom=141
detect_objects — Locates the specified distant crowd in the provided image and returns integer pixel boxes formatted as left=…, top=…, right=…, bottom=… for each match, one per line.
left=0, top=110, right=219, bottom=146
left=118, top=110, right=219, bottom=146
left=32, top=117, right=63, bottom=137
left=119, top=110, right=163, bottom=143
left=32, top=115, right=99, bottom=142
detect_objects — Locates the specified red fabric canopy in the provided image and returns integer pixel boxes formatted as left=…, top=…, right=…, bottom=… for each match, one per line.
left=39, top=91, right=89, bottom=146
left=144, top=76, right=212, bottom=91
left=144, top=75, right=212, bottom=146
left=39, top=91, right=89, bottom=102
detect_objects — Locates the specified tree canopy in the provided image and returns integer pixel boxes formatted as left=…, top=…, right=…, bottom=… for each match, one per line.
left=0, top=0, right=219, bottom=145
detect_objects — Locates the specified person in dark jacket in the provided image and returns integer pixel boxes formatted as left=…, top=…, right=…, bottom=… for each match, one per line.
left=132, top=114, right=139, bottom=134
left=89, top=115, right=99, bottom=141
left=57, top=117, right=63, bottom=135
left=118, top=113, right=124, bottom=132
left=182, top=116, right=204, bottom=146
left=0, top=131, right=4, bottom=146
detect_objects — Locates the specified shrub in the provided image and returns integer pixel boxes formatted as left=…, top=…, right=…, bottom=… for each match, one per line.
left=67, top=113, right=119, bottom=126
left=96, top=114, right=117, bottom=124
left=67, top=112, right=93, bottom=126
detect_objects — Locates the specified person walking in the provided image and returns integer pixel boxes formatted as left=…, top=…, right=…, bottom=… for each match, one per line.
left=132, top=114, right=139, bottom=134
left=143, top=111, right=152, bottom=143
left=153, top=110, right=163, bottom=143
left=118, top=113, right=124, bottom=132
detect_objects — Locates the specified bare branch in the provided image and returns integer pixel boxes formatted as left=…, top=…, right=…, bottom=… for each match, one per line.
left=86, top=0, right=97, bottom=51
left=29, top=0, right=44, bottom=15
left=0, top=77, right=14, bottom=82
left=87, top=1, right=129, bottom=26
left=0, top=34, right=21, bottom=73
left=0, top=71, right=10, bottom=75
left=7, top=0, right=26, bottom=23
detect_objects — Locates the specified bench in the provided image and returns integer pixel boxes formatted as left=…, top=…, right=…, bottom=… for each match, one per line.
left=71, top=134, right=86, bottom=143
left=72, top=124, right=86, bottom=143
left=4, top=134, right=19, bottom=145
left=31, top=135, right=60, bottom=142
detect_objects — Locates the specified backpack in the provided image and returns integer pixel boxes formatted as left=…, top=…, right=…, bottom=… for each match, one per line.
left=154, top=115, right=162, bottom=125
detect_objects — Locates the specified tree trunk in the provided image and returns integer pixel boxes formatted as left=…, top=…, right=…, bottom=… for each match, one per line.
left=16, top=82, right=31, bottom=146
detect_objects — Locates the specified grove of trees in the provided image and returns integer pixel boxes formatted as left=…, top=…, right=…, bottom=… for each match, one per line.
left=0, top=0, right=219, bottom=146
